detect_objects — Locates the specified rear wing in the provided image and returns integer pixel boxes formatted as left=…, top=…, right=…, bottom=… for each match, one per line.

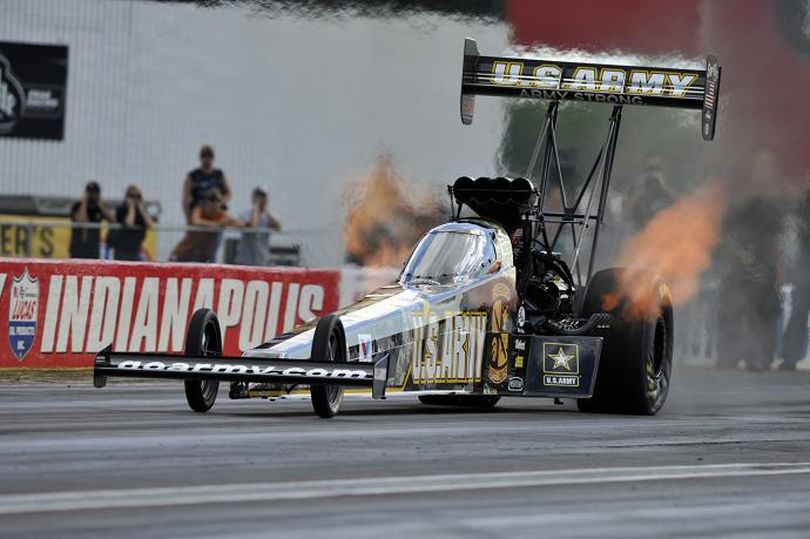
left=460, top=38, right=721, bottom=140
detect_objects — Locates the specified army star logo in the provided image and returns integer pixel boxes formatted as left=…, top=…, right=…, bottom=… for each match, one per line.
left=548, top=347, right=574, bottom=371
left=542, top=342, right=580, bottom=387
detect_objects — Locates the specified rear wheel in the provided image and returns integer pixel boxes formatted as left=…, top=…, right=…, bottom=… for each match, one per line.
left=184, top=308, right=222, bottom=413
left=310, top=315, right=346, bottom=418
left=577, top=268, right=673, bottom=415
left=418, top=395, right=500, bottom=410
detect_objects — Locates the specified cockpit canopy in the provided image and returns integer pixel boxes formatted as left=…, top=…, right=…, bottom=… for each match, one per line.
left=400, top=221, right=508, bottom=286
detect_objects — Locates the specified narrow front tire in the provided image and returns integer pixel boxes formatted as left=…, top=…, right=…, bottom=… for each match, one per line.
left=183, top=308, right=222, bottom=413
left=310, top=315, right=346, bottom=418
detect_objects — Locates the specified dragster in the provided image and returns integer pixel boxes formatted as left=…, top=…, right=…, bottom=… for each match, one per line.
left=94, top=38, right=721, bottom=417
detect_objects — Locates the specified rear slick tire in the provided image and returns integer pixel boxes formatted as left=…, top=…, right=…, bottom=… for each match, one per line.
left=310, top=315, right=346, bottom=418
left=183, top=308, right=222, bottom=413
left=576, top=268, right=674, bottom=415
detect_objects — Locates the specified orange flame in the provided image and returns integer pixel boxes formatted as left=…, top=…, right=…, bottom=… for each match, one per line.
left=604, top=182, right=727, bottom=317
left=345, top=156, right=444, bottom=267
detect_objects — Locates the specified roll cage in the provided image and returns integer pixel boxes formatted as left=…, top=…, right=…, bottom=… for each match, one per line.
left=448, top=101, right=623, bottom=290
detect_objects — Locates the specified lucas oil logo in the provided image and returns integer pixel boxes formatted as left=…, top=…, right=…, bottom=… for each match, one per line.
left=8, top=269, right=38, bottom=360
left=542, top=342, right=579, bottom=387
left=0, top=54, right=25, bottom=134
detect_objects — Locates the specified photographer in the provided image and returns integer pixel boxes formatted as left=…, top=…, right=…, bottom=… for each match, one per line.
left=234, top=187, right=282, bottom=266
left=69, top=181, right=115, bottom=259
left=111, top=185, right=155, bottom=261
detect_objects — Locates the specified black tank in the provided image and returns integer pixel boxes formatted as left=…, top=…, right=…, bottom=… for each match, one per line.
left=188, top=167, right=225, bottom=208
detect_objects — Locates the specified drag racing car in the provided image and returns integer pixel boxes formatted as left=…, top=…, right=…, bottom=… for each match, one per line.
left=94, top=38, right=721, bottom=417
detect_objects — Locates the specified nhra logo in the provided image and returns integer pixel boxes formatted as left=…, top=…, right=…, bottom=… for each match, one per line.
left=8, top=269, right=38, bottom=361
left=0, top=54, right=25, bottom=134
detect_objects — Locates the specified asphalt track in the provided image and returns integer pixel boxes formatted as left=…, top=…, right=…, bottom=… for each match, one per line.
left=1, top=367, right=809, bottom=538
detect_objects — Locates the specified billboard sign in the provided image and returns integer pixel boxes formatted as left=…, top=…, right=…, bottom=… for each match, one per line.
left=0, top=41, right=68, bottom=140
left=0, top=260, right=340, bottom=368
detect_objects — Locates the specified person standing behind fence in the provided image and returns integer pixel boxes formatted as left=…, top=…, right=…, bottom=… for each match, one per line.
left=715, top=152, right=784, bottom=371
left=70, top=181, right=114, bottom=259
left=170, top=188, right=243, bottom=263
left=234, top=187, right=282, bottom=266
left=781, top=187, right=810, bottom=370
left=182, top=145, right=232, bottom=223
left=111, top=185, right=155, bottom=261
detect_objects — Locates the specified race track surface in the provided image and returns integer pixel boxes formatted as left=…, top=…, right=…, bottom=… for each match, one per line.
left=1, top=367, right=809, bottom=538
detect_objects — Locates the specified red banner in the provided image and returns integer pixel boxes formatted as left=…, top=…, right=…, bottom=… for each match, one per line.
left=0, top=259, right=340, bottom=368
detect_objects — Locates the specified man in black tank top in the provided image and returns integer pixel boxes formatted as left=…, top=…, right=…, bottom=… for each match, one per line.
left=182, top=145, right=232, bottom=223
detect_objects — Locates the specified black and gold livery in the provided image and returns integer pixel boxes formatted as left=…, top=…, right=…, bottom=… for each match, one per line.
left=460, top=37, right=721, bottom=140
left=94, top=38, right=717, bottom=417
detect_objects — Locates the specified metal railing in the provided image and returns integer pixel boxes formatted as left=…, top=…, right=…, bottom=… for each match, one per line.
left=0, top=219, right=328, bottom=266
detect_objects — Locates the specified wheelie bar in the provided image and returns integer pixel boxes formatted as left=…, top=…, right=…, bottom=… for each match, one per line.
left=93, top=346, right=393, bottom=399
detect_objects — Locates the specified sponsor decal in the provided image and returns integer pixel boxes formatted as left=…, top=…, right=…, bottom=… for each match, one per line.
left=519, top=88, right=645, bottom=105
left=487, top=333, right=509, bottom=384
left=411, top=311, right=487, bottom=384
left=516, top=305, right=526, bottom=332
left=491, top=282, right=512, bottom=304
left=113, top=359, right=370, bottom=380
left=514, top=338, right=526, bottom=351
left=7, top=268, right=38, bottom=360
left=514, top=354, right=524, bottom=369
left=507, top=376, right=524, bottom=392
left=490, top=60, right=700, bottom=98
left=358, top=333, right=373, bottom=361
left=487, top=282, right=512, bottom=385
left=542, top=342, right=580, bottom=387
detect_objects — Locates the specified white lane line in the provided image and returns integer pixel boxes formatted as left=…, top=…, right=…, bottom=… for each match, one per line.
left=1, top=462, right=809, bottom=516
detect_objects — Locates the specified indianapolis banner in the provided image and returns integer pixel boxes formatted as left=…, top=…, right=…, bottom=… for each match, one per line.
left=0, top=259, right=340, bottom=368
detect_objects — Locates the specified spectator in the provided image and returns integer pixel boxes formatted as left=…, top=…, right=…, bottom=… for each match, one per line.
left=70, top=181, right=114, bottom=259
left=234, top=187, right=282, bottom=266
left=714, top=152, right=784, bottom=371
left=182, top=145, right=231, bottom=223
left=111, top=185, right=155, bottom=261
left=170, top=188, right=243, bottom=262
left=781, top=187, right=810, bottom=370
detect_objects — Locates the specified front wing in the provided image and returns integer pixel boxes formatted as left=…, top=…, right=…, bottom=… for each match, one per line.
left=93, top=346, right=392, bottom=400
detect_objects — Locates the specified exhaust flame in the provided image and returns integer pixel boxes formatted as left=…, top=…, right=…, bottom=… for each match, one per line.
left=345, top=155, right=444, bottom=267
left=604, top=182, right=727, bottom=317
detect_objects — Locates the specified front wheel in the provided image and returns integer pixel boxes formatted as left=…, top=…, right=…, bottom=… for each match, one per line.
left=310, top=315, right=346, bottom=418
left=577, top=268, right=674, bottom=415
left=183, top=308, right=222, bottom=413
